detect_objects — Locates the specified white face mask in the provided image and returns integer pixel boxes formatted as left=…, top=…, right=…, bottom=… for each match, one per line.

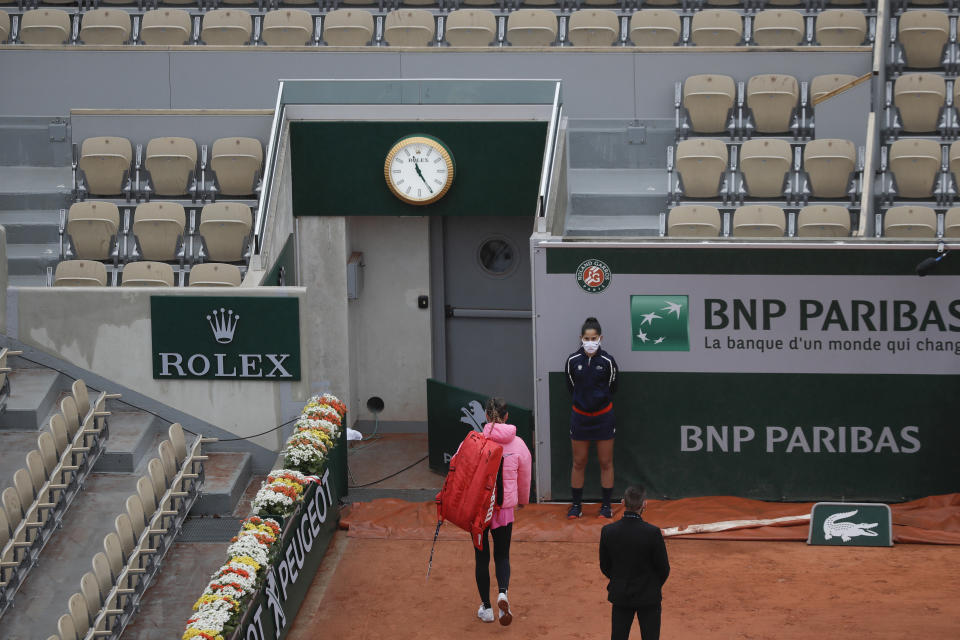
left=582, top=339, right=600, bottom=354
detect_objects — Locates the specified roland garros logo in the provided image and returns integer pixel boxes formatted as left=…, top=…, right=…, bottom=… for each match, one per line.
left=576, top=259, right=612, bottom=294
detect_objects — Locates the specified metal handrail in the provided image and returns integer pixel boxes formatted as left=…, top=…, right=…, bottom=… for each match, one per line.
left=252, top=82, right=286, bottom=255
left=536, top=82, right=563, bottom=220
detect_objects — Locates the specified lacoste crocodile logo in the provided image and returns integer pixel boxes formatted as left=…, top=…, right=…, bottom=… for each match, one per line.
left=823, top=510, right=879, bottom=542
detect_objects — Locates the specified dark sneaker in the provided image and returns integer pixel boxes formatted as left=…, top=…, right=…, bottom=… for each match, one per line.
left=567, top=503, right=582, bottom=519
left=598, top=504, right=613, bottom=519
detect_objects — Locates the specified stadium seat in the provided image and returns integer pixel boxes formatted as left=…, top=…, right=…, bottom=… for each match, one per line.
left=888, top=138, right=941, bottom=198
left=198, top=202, right=252, bottom=262
left=220, top=0, right=257, bottom=6
left=797, top=205, right=851, bottom=237
left=54, top=260, right=108, bottom=287
left=739, top=138, right=791, bottom=198
left=132, top=202, right=185, bottom=261
left=444, top=9, right=495, bottom=46
left=675, top=138, right=728, bottom=198
left=568, top=10, right=619, bottom=46
left=58, top=614, right=78, bottom=640
left=507, top=9, right=557, bottom=46
left=752, top=9, right=804, bottom=46
left=91, top=553, right=112, bottom=597
left=944, top=207, right=960, bottom=236
left=78, top=137, right=132, bottom=196
left=898, top=10, right=949, bottom=69
left=811, top=73, right=857, bottom=102
left=629, top=10, right=681, bottom=46
left=705, top=0, right=739, bottom=6
left=261, top=9, right=313, bottom=45
left=690, top=10, right=742, bottom=46
left=187, top=263, right=242, bottom=286
left=732, top=205, right=786, bottom=237
left=803, top=138, right=857, bottom=198
left=682, top=74, right=735, bottom=134
left=746, top=74, right=799, bottom=133
left=200, top=9, right=252, bottom=45
left=642, top=0, right=681, bottom=6
left=322, top=8, right=375, bottom=46
left=66, top=201, right=120, bottom=261
left=814, top=10, right=866, bottom=46
left=140, top=9, right=192, bottom=45
left=78, top=9, right=131, bottom=45
left=79, top=573, right=101, bottom=625
left=383, top=9, right=435, bottom=46
left=68, top=591, right=90, bottom=636
left=948, top=140, right=960, bottom=191
left=120, top=261, right=175, bottom=287
left=893, top=73, right=946, bottom=133
left=884, top=205, right=938, bottom=237
left=666, top=205, right=722, bottom=237
left=20, top=9, right=70, bottom=44
left=0, top=11, right=9, bottom=44
left=144, top=137, right=197, bottom=197
left=210, top=137, right=262, bottom=196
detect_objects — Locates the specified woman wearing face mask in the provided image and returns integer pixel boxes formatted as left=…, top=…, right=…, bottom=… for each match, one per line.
left=564, top=316, right=619, bottom=519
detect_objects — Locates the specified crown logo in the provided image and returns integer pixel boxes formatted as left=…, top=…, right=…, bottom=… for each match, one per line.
left=207, top=308, right=239, bottom=344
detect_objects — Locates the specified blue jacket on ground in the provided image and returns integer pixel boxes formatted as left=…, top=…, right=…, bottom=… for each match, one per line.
left=565, top=346, right=619, bottom=413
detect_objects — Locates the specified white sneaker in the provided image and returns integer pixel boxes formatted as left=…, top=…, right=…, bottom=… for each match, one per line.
left=497, top=592, right=513, bottom=626
left=477, top=604, right=494, bottom=623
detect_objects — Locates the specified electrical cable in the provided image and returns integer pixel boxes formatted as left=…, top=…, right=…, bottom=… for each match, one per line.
left=348, top=454, right=428, bottom=489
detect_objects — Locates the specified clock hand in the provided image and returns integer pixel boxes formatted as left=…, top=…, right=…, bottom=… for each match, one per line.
left=413, top=162, right=433, bottom=193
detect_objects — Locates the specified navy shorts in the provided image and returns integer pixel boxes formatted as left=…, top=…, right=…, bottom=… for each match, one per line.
left=570, top=407, right=615, bottom=441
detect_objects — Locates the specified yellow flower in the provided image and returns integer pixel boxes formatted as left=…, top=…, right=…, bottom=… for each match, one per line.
left=231, top=555, right=261, bottom=571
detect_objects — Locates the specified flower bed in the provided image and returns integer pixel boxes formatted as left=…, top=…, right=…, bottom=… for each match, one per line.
left=182, top=395, right=346, bottom=640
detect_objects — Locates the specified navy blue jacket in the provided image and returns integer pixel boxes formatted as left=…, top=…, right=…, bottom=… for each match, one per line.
left=565, top=347, right=619, bottom=413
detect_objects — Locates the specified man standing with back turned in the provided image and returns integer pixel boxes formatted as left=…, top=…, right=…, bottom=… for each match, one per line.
left=599, top=485, right=670, bottom=640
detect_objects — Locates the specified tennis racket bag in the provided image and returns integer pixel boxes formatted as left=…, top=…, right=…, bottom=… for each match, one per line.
left=435, top=431, right=504, bottom=550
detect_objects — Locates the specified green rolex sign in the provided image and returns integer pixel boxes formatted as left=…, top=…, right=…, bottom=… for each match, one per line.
left=630, top=295, right=690, bottom=351
left=151, top=296, right=301, bottom=380
left=807, top=502, right=893, bottom=547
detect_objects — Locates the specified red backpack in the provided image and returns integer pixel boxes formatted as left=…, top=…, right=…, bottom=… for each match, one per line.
left=435, top=431, right=504, bottom=550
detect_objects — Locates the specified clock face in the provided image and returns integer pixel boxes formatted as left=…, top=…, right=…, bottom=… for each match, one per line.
left=384, top=135, right=455, bottom=206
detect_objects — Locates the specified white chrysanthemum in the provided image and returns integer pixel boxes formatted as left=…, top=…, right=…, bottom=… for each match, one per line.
left=186, top=607, right=232, bottom=631
left=284, top=443, right=324, bottom=466
left=251, top=485, right=296, bottom=513
left=226, top=537, right=269, bottom=565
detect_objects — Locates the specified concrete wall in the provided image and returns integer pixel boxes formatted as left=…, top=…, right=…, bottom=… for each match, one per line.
left=69, top=112, right=272, bottom=149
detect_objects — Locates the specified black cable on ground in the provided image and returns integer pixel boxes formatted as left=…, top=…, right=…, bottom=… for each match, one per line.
left=349, top=454, right=429, bottom=489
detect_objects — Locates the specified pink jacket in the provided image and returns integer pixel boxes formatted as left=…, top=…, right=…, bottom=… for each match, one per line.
left=483, top=422, right=532, bottom=528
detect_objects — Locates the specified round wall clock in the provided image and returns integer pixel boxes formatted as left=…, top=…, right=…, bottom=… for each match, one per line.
left=383, top=135, right=455, bottom=206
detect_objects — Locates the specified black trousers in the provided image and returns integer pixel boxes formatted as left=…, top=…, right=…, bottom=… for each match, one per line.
left=611, top=603, right=661, bottom=640
left=474, top=523, right=512, bottom=606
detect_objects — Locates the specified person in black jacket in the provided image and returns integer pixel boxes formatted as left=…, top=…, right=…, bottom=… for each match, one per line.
left=565, top=316, right=619, bottom=519
left=599, top=485, right=669, bottom=640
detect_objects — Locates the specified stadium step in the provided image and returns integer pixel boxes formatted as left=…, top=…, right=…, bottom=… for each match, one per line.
left=0, top=166, right=72, bottom=211
left=6, top=242, right=60, bottom=276
left=192, top=451, right=253, bottom=515
left=0, top=209, right=61, bottom=244
left=95, top=409, right=166, bottom=473
left=0, top=367, right=68, bottom=430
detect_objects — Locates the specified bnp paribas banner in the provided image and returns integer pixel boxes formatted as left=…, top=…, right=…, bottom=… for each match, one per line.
left=534, top=247, right=960, bottom=502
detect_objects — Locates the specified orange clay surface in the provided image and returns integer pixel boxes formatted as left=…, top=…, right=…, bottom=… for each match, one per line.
left=288, top=533, right=960, bottom=640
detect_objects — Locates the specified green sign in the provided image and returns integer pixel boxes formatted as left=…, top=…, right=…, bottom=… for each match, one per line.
left=150, top=296, right=301, bottom=380
left=630, top=295, right=690, bottom=351
left=808, top=502, right=893, bottom=547
left=426, top=378, right=534, bottom=474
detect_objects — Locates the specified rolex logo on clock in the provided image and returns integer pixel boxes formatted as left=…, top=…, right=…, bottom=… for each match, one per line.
left=384, top=135, right=455, bottom=206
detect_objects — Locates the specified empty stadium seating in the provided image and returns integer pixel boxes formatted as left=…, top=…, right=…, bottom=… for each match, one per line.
left=629, top=10, right=681, bottom=46
left=752, top=9, right=804, bottom=46
left=323, top=8, right=375, bottom=44
left=384, top=8, right=435, bottom=45
left=200, top=9, right=253, bottom=45
left=796, top=204, right=852, bottom=237
left=77, top=137, right=133, bottom=198
left=732, top=204, right=786, bottom=237
left=53, top=260, right=108, bottom=287
left=120, top=261, right=176, bottom=286
left=198, top=201, right=253, bottom=263
left=187, top=262, right=242, bottom=286
left=444, top=8, right=495, bottom=45
left=79, top=9, right=131, bottom=45
left=63, top=201, right=121, bottom=262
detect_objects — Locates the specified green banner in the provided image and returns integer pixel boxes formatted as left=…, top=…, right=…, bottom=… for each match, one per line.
left=150, top=296, right=300, bottom=380
left=808, top=502, right=893, bottom=547
left=426, top=378, right=534, bottom=475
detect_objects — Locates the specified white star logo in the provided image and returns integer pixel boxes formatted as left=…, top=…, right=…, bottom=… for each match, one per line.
left=654, top=337, right=666, bottom=344
left=636, top=329, right=649, bottom=343
left=661, top=301, right=683, bottom=318
left=640, top=312, right=661, bottom=326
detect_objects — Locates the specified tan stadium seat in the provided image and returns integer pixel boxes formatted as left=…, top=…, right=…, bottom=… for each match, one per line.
left=811, top=73, right=857, bottom=103
left=121, top=261, right=175, bottom=287
left=747, top=74, right=799, bottom=133
left=91, top=553, right=113, bottom=596
left=520, top=0, right=559, bottom=6
left=683, top=74, right=735, bottom=134
left=383, top=9, right=434, bottom=46
left=675, top=138, right=728, bottom=198
left=732, top=205, right=786, bottom=237
left=80, top=573, right=101, bottom=624
left=797, top=205, right=851, bottom=237
left=629, top=10, right=681, bottom=46
left=444, top=9, right=496, bottom=47
left=642, top=0, right=680, bottom=5
left=888, top=138, right=941, bottom=198
left=898, top=11, right=950, bottom=69
left=69, top=591, right=90, bottom=636
left=944, top=207, right=960, bottom=237
left=507, top=9, right=557, bottom=46
left=132, top=202, right=185, bottom=261
left=66, top=201, right=120, bottom=261
left=261, top=9, right=313, bottom=45
left=667, top=205, right=722, bottom=237
left=201, top=10, right=252, bottom=45
left=461, top=0, right=498, bottom=6
left=211, top=137, right=262, bottom=196
left=827, top=0, right=861, bottom=5
left=752, top=10, right=804, bottom=46
left=220, top=0, right=256, bottom=6
left=199, top=202, right=252, bottom=262
left=705, top=0, right=739, bottom=6
left=804, top=138, right=856, bottom=198
left=568, top=10, right=619, bottom=46
left=169, top=423, right=188, bottom=465
left=884, top=206, right=937, bottom=237
left=894, top=73, right=946, bottom=133
left=25, top=451, right=47, bottom=495
left=20, top=9, right=70, bottom=44
left=739, top=138, right=791, bottom=198
left=948, top=140, right=960, bottom=192
left=145, top=137, right=197, bottom=196
left=189, top=262, right=242, bottom=286
left=401, top=0, right=437, bottom=6
left=0, top=12, right=9, bottom=44
left=79, top=9, right=131, bottom=45
left=690, top=10, right=742, bottom=46
left=766, top=0, right=803, bottom=5
left=322, top=9, right=374, bottom=46
left=54, top=260, right=108, bottom=287
left=140, top=9, right=192, bottom=45
left=815, top=10, right=866, bottom=46
left=78, top=136, right=132, bottom=196
left=583, top=0, right=618, bottom=5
